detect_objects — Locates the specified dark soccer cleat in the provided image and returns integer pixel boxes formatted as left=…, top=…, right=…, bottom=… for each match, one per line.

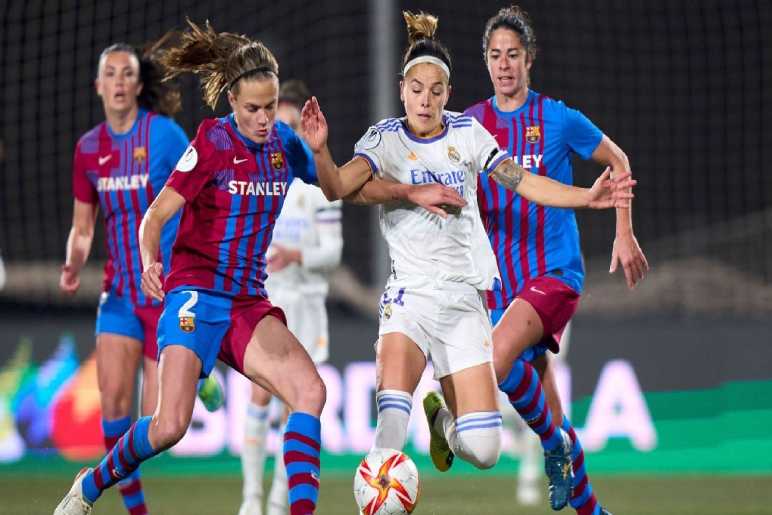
left=544, top=428, right=573, bottom=510
left=599, top=507, right=613, bottom=515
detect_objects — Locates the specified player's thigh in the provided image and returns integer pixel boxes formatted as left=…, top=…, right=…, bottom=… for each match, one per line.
left=95, top=333, right=142, bottom=399
left=532, top=354, right=564, bottom=423
left=141, top=356, right=159, bottom=416
left=376, top=332, right=427, bottom=393
left=439, top=362, right=499, bottom=418
left=491, top=298, right=544, bottom=381
left=241, top=315, right=324, bottom=415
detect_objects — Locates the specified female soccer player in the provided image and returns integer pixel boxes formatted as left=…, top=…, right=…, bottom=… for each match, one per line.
left=463, top=6, right=649, bottom=513
left=300, top=9, right=633, bottom=493
left=55, top=21, right=326, bottom=515
left=239, top=80, right=343, bottom=515
left=59, top=41, right=188, bottom=515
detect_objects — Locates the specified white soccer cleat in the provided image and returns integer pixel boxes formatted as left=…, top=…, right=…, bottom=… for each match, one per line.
left=237, top=496, right=263, bottom=515
left=53, top=468, right=93, bottom=515
left=266, top=497, right=288, bottom=515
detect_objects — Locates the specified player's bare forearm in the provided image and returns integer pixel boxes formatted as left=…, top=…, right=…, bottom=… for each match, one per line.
left=344, top=177, right=410, bottom=205
left=492, top=159, right=590, bottom=208
left=592, top=135, right=634, bottom=234
left=315, top=151, right=373, bottom=201
left=65, top=200, right=97, bottom=272
left=139, top=186, right=185, bottom=269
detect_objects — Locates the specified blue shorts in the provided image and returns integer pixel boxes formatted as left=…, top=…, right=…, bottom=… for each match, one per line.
left=96, top=291, right=161, bottom=359
left=490, top=307, right=547, bottom=363
left=157, top=287, right=286, bottom=378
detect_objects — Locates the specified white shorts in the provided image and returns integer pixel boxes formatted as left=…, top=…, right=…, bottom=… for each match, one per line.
left=377, top=276, right=493, bottom=379
left=271, top=290, right=329, bottom=363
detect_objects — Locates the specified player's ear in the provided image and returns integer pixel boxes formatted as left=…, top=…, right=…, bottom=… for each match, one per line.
left=95, top=78, right=102, bottom=97
left=398, top=79, right=405, bottom=103
left=227, top=90, right=237, bottom=111
left=136, top=81, right=143, bottom=98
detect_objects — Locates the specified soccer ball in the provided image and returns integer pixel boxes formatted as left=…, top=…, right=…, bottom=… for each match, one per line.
left=353, top=448, right=420, bottom=515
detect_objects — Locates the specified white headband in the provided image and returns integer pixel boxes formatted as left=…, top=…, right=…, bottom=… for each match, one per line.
left=402, top=55, right=450, bottom=80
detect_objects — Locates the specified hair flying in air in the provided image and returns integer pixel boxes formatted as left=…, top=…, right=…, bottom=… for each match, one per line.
left=160, top=19, right=278, bottom=109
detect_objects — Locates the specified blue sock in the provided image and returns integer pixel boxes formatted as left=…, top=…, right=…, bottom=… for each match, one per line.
left=82, top=416, right=157, bottom=504
left=283, top=412, right=321, bottom=514
left=102, top=417, right=148, bottom=514
left=498, top=358, right=562, bottom=451
left=561, top=416, right=600, bottom=514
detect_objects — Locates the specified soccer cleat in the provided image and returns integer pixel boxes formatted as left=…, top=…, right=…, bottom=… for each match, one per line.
left=197, top=375, right=225, bottom=412
left=53, top=468, right=93, bottom=515
left=599, top=508, right=613, bottom=515
left=544, top=428, right=573, bottom=511
left=422, top=391, right=454, bottom=472
left=237, top=496, right=263, bottom=515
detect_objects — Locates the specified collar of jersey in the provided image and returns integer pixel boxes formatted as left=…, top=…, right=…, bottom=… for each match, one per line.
left=224, top=113, right=265, bottom=151
left=106, top=108, right=147, bottom=141
left=400, top=114, right=450, bottom=144
left=491, top=90, right=535, bottom=119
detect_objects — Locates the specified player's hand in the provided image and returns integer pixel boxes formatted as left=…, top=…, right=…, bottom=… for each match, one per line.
left=300, top=96, right=329, bottom=153
left=267, top=244, right=301, bottom=273
left=610, top=232, right=649, bottom=289
left=141, top=261, right=164, bottom=302
left=587, top=167, right=636, bottom=209
left=406, top=183, right=467, bottom=218
left=59, top=264, right=80, bottom=295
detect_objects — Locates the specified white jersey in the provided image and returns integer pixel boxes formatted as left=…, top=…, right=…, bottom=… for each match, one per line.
left=354, top=111, right=509, bottom=290
left=264, top=178, right=343, bottom=298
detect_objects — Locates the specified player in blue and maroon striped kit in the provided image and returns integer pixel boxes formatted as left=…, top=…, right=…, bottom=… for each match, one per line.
left=54, top=21, right=325, bottom=515
left=60, top=42, right=188, bottom=515
left=465, top=6, right=649, bottom=515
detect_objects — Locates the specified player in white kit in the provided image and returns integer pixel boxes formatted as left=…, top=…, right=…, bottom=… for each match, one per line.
left=238, top=80, right=342, bottom=515
left=300, top=11, right=634, bottom=474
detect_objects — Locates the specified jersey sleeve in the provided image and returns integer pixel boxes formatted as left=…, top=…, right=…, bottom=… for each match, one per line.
left=150, top=116, right=190, bottom=176
left=72, top=141, right=98, bottom=204
left=165, top=121, right=219, bottom=202
left=353, top=126, right=387, bottom=176
left=562, top=105, right=603, bottom=160
left=468, top=118, right=510, bottom=174
left=287, top=131, right=317, bottom=184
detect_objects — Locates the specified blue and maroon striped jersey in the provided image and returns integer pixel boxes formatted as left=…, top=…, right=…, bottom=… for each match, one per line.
left=72, top=109, right=189, bottom=306
left=164, top=115, right=316, bottom=299
left=465, top=91, right=602, bottom=309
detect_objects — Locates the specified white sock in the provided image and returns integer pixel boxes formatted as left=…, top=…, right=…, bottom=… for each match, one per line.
left=242, top=402, right=270, bottom=501
left=439, top=411, right=503, bottom=469
left=267, top=423, right=288, bottom=515
left=372, top=390, right=412, bottom=451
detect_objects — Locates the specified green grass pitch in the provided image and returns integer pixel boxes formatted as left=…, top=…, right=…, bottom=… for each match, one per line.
left=5, top=474, right=772, bottom=515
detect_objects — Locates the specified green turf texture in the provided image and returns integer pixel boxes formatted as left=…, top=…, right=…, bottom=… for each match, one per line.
left=7, top=475, right=772, bottom=515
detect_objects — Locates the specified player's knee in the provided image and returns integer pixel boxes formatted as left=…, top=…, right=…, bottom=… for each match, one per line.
left=296, top=374, right=326, bottom=416
left=152, top=412, right=191, bottom=449
left=454, top=424, right=502, bottom=470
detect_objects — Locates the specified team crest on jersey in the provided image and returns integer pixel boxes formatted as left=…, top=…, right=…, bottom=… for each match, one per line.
left=447, top=146, right=461, bottom=163
left=179, top=316, right=195, bottom=333
left=133, top=146, right=147, bottom=163
left=270, top=152, right=284, bottom=170
left=525, top=126, right=541, bottom=144
left=383, top=304, right=392, bottom=320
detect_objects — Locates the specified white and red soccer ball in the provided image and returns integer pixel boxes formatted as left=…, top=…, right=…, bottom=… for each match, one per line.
left=353, top=448, right=420, bottom=515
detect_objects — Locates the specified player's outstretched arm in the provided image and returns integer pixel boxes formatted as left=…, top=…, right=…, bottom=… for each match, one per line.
left=139, top=186, right=185, bottom=301
left=345, top=174, right=466, bottom=219
left=591, top=135, right=649, bottom=288
left=490, top=159, right=635, bottom=209
left=301, top=97, right=372, bottom=200
left=60, top=199, right=98, bottom=295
